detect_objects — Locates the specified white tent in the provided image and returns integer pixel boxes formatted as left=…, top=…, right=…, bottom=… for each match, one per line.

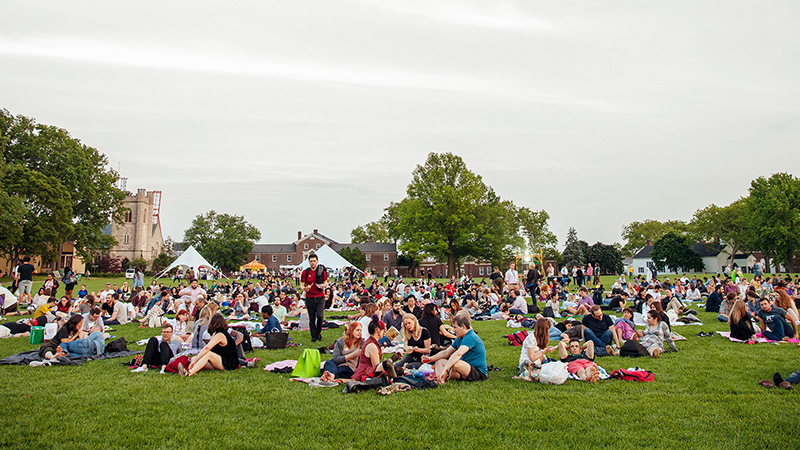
left=296, top=244, right=364, bottom=273
left=155, top=245, right=217, bottom=280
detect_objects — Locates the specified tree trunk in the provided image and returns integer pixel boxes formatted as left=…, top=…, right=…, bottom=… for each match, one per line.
left=448, top=251, right=455, bottom=280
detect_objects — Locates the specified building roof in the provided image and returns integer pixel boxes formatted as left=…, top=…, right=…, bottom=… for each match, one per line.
left=252, top=243, right=297, bottom=253
left=633, top=242, right=727, bottom=259
left=330, top=243, right=397, bottom=253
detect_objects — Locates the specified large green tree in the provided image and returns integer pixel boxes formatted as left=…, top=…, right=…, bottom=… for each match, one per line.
left=0, top=108, right=126, bottom=266
left=338, top=246, right=366, bottom=271
left=649, top=232, right=704, bottom=273
left=562, top=227, right=585, bottom=268
left=746, top=172, right=800, bottom=270
left=183, top=210, right=261, bottom=271
left=621, top=219, right=692, bottom=257
left=586, top=242, right=624, bottom=275
left=691, top=198, right=755, bottom=266
left=516, top=206, right=557, bottom=254
left=387, top=153, right=520, bottom=276
left=350, top=219, right=393, bottom=244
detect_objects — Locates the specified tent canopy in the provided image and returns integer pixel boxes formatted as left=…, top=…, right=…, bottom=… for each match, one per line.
left=296, top=244, right=364, bottom=273
left=155, top=246, right=216, bottom=280
left=241, top=260, right=266, bottom=270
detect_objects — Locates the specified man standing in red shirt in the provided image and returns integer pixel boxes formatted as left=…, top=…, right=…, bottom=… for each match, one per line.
left=301, top=254, right=328, bottom=342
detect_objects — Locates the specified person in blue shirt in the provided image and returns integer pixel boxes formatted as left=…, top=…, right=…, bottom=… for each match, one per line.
left=77, top=284, right=88, bottom=299
left=253, top=305, right=282, bottom=336
left=422, top=311, right=487, bottom=383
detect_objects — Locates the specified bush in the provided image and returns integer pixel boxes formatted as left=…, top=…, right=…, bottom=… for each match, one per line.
left=95, top=255, right=123, bottom=274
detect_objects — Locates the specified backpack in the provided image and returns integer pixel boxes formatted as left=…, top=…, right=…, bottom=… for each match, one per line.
left=542, top=306, right=555, bottom=318
left=105, top=337, right=128, bottom=353
left=610, top=368, right=655, bottom=382
left=303, top=265, right=326, bottom=285
left=127, top=354, right=144, bottom=367
left=506, top=330, right=528, bottom=346
left=619, top=340, right=649, bottom=357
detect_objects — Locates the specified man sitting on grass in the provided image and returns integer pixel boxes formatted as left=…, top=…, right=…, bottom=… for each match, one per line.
left=508, top=289, right=528, bottom=315
left=582, top=305, right=620, bottom=356
left=422, top=311, right=487, bottom=384
left=131, top=322, right=183, bottom=373
left=757, top=297, right=797, bottom=341
left=251, top=305, right=282, bottom=337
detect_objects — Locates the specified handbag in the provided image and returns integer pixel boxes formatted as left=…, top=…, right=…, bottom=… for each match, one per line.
left=538, top=361, right=569, bottom=385
left=290, top=348, right=321, bottom=378
left=265, top=331, right=289, bottom=349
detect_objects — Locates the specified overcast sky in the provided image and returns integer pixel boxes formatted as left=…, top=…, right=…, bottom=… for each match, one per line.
left=2, top=1, right=799, bottom=250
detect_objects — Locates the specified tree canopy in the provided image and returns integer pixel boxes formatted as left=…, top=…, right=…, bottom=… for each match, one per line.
left=0, top=108, right=126, bottom=267
left=183, top=210, right=261, bottom=271
left=586, top=242, right=624, bottom=275
left=621, top=219, right=692, bottom=257
left=746, top=172, right=800, bottom=269
left=350, top=220, right=393, bottom=244
left=649, top=232, right=704, bottom=273
left=339, top=246, right=366, bottom=271
left=562, top=227, right=585, bottom=268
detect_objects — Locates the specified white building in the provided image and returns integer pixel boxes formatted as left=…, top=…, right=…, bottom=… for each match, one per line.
left=631, top=242, right=754, bottom=276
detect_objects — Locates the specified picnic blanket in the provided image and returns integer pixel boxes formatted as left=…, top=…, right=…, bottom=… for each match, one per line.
left=717, top=331, right=800, bottom=344
left=0, top=349, right=142, bottom=366
left=568, top=364, right=610, bottom=381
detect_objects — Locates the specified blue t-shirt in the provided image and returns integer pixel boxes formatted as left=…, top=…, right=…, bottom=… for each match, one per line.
left=451, top=329, right=487, bottom=375
left=260, top=315, right=282, bottom=334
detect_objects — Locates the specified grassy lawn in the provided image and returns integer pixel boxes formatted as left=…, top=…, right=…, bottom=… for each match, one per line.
left=0, top=274, right=798, bottom=449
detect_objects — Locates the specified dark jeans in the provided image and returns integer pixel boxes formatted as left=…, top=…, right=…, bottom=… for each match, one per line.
left=583, top=328, right=613, bottom=355
left=103, top=318, right=120, bottom=326
left=322, top=359, right=354, bottom=379
left=785, top=368, right=800, bottom=385
left=393, top=354, right=422, bottom=371
left=306, top=296, right=325, bottom=341
left=763, top=316, right=794, bottom=341
left=142, top=337, right=174, bottom=367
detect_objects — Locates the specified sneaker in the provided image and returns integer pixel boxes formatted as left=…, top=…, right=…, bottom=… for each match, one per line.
left=159, top=368, right=166, bottom=374
left=29, top=360, right=47, bottom=367
left=131, top=366, right=148, bottom=373
left=774, top=372, right=785, bottom=386
left=652, top=348, right=661, bottom=358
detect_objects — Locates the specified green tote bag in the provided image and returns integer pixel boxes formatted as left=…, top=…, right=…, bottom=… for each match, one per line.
left=291, top=348, right=321, bottom=378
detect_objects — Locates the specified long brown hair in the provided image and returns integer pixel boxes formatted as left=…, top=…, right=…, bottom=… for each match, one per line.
left=729, top=300, right=748, bottom=325
left=775, top=287, right=793, bottom=311
left=533, top=318, right=550, bottom=349
left=344, top=321, right=363, bottom=349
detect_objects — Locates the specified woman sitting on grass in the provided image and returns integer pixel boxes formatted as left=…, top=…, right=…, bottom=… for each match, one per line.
left=190, top=305, right=214, bottom=349
left=393, top=314, right=430, bottom=371
left=352, top=315, right=395, bottom=381
left=637, top=310, right=677, bottom=358
left=55, top=296, right=72, bottom=322
left=613, top=308, right=637, bottom=343
left=774, top=282, right=799, bottom=326
left=321, top=322, right=362, bottom=381
left=227, top=292, right=250, bottom=321
left=419, top=303, right=455, bottom=347
left=169, top=309, right=193, bottom=343
left=729, top=300, right=755, bottom=341
left=517, top=318, right=556, bottom=381
left=179, top=314, right=239, bottom=376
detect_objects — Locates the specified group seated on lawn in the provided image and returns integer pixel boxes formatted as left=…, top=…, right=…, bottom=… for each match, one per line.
left=2, top=258, right=799, bottom=389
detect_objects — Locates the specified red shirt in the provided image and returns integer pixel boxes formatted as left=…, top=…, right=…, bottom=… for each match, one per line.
left=302, top=267, right=328, bottom=298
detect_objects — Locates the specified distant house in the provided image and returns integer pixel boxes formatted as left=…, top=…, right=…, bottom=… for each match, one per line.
left=631, top=242, right=755, bottom=275
left=249, top=229, right=397, bottom=273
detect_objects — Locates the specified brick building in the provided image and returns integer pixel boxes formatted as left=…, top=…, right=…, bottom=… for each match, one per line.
left=418, top=258, right=492, bottom=279
left=249, top=229, right=397, bottom=273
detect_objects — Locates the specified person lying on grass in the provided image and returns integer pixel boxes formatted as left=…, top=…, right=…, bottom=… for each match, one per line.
left=760, top=369, right=799, bottom=390
left=636, top=310, right=677, bottom=358
left=39, top=315, right=106, bottom=360
left=517, top=318, right=556, bottom=380
left=757, top=297, right=797, bottom=341
left=179, top=314, right=240, bottom=376
left=320, top=322, right=363, bottom=382
left=352, top=315, right=396, bottom=381
left=132, top=322, right=183, bottom=373
left=0, top=316, right=46, bottom=338
left=558, top=338, right=599, bottom=383
left=422, top=311, right=487, bottom=384
left=554, top=319, right=584, bottom=342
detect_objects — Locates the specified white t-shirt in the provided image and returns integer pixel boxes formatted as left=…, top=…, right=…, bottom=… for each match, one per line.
left=505, top=269, right=519, bottom=285
left=519, top=333, right=542, bottom=367
left=113, top=301, right=129, bottom=324
left=254, top=295, right=270, bottom=311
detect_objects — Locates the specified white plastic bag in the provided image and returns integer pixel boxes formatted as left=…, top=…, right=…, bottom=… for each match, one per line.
left=538, top=361, right=569, bottom=385
left=44, top=322, right=58, bottom=340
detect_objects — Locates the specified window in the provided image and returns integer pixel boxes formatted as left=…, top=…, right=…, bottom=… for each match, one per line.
left=366, top=254, right=371, bottom=262
left=123, top=234, right=129, bottom=244
left=384, top=267, right=388, bottom=272
left=287, top=255, right=292, bottom=263
left=304, top=244, right=309, bottom=250
left=125, top=211, right=132, bottom=222
left=272, top=255, right=277, bottom=262
left=255, top=255, right=259, bottom=262
left=383, top=254, right=389, bottom=261
left=638, top=267, right=645, bottom=273
left=316, top=244, right=320, bottom=249
left=143, top=209, right=147, bottom=222
left=479, top=267, right=484, bottom=275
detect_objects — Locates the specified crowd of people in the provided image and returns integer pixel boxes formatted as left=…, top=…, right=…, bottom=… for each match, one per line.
left=3, top=254, right=799, bottom=390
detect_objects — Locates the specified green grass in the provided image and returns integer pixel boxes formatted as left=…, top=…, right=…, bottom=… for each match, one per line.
left=0, top=274, right=798, bottom=449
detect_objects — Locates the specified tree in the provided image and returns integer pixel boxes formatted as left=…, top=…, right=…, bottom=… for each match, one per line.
left=350, top=220, right=393, bottom=244
left=388, top=153, right=518, bottom=276
left=183, top=210, right=261, bottom=271
left=0, top=108, right=127, bottom=264
left=151, top=252, right=174, bottom=273
left=691, top=198, right=755, bottom=266
left=620, top=219, right=692, bottom=257
left=746, top=172, right=800, bottom=270
left=128, top=257, right=149, bottom=271
left=586, top=242, right=624, bottom=275
left=516, top=206, right=557, bottom=256
left=562, top=227, right=585, bottom=268
left=0, top=162, right=25, bottom=267
left=338, top=246, right=366, bottom=271
left=649, top=232, right=704, bottom=273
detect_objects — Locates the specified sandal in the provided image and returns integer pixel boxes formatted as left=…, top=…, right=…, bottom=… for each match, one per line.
left=758, top=379, right=775, bottom=388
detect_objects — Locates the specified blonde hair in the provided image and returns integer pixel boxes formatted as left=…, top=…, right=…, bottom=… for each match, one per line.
left=196, top=305, right=214, bottom=328
left=729, top=300, right=748, bottom=325
left=402, top=313, right=421, bottom=344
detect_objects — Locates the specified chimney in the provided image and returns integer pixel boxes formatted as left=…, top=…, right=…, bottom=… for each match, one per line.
left=646, top=239, right=652, bottom=246
left=369, top=236, right=374, bottom=243
left=298, top=231, right=302, bottom=240
left=313, top=229, right=318, bottom=235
